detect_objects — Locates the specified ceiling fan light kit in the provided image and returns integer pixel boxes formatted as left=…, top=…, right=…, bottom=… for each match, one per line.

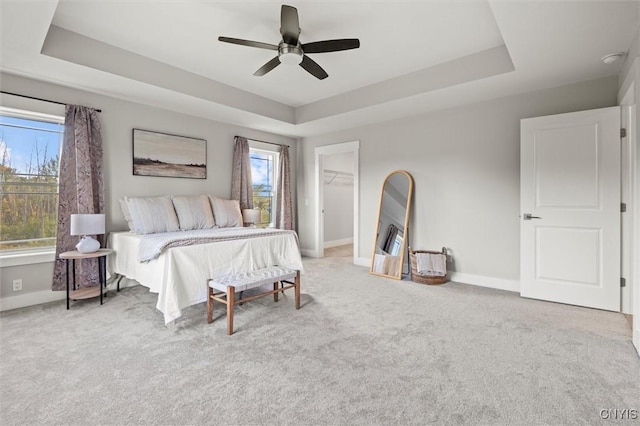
left=218, top=4, right=360, bottom=80
left=278, top=43, right=303, bottom=65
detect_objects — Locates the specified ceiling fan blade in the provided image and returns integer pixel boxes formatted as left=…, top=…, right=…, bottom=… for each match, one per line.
left=254, top=56, right=281, bottom=76
left=302, top=39, right=360, bottom=54
left=300, top=55, right=328, bottom=80
left=280, top=5, right=300, bottom=46
left=218, top=36, right=278, bottom=51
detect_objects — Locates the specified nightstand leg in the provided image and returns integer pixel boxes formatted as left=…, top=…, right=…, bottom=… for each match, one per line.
left=66, top=259, right=70, bottom=310
left=102, top=257, right=107, bottom=298
left=72, top=259, right=76, bottom=291
left=99, top=257, right=104, bottom=305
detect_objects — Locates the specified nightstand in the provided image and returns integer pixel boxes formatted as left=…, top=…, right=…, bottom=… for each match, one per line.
left=59, top=248, right=113, bottom=310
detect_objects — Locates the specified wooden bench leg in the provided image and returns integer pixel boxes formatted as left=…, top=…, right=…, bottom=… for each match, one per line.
left=294, top=271, right=300, bottom=310
left=210, top=269, right=300, bottom=332
left=227, top=286, right=235, bottom=335
left=207, top=285, right=214, bottom=324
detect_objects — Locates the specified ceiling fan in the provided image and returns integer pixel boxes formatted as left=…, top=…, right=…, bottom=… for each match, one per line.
left=218, top=4, right=360, bottom=80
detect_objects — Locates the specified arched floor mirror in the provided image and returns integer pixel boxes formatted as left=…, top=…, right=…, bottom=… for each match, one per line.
left=370, top=170, right=414, bottom=280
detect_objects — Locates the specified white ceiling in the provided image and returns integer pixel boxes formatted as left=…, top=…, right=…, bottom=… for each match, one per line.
left=0, top=1, right=638, bottom=138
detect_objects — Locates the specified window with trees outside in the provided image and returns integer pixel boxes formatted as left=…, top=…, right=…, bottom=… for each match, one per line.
left=0, top=108, right=64, bottom=252
left=249, top=147, right=279, bottom=228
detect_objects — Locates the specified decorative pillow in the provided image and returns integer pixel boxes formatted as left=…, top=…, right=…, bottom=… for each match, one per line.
left=119, top=198, right=135, bottom=231
left=210, top=197, right=243, bottom=227
left=125, top=196, right=180, bottom=234
left=172, top=195, right=215, bottom=230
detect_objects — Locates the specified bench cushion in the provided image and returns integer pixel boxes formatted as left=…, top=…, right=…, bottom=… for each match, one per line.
left=209, top=267, right=297, bottom=293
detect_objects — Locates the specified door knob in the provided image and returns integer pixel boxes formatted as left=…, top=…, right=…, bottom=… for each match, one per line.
left=523, top=213, right=542, bottom=220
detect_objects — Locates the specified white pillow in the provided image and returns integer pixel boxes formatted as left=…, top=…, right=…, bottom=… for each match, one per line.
left=125, top=196, right=180, bottom=234
left=172, top=195, right=215, bottom=230
left=119, top=198, right=135, bottom=231
left=210, top=197, right=243, bottom=227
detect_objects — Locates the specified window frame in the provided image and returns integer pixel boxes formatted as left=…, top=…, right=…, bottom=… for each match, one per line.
left=248, top=143, right=279, bottom=228
left=0, top=106, right=64, bottom=261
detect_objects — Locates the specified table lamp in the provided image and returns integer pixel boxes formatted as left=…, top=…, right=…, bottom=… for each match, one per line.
left=70, top=213, right=105, bottom=253
left=242, top=208, right=261, bottom=228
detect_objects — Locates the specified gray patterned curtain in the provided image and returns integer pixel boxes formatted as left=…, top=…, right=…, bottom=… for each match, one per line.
left=275, top=145, right=295, bottom=230
left=52, top=105, right=104, bottom=291
left=231, top=136, right=254, bottom=210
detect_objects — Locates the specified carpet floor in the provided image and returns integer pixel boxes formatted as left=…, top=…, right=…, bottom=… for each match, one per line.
left=1, top=248, right=638, bottom=425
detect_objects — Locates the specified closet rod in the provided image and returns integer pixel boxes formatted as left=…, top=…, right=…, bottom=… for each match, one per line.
left=239, top=136, right=289, bottom=148
left=324, top=169, right=353, bottom=177
left=0, top=90, right=102, bottom=113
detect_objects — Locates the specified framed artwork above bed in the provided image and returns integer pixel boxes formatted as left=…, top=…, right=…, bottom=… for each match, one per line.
left=132, top=128, right=207, bottom=179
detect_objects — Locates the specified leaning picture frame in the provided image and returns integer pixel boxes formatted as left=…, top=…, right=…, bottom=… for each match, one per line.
left=132, top=129, right=207, bottom=179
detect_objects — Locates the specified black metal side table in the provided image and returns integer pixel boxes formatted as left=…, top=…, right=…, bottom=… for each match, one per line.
left=59, top=248, right=113, bottom=309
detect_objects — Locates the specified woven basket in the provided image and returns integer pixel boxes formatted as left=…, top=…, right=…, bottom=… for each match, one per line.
left=409, top=248, right=448, bottom=285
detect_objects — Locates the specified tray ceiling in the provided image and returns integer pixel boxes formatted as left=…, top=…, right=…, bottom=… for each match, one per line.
left=0, top=1, right=637, bottom=137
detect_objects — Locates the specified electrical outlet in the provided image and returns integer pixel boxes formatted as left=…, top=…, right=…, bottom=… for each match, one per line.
left=12, top=279, right=23, bottom=291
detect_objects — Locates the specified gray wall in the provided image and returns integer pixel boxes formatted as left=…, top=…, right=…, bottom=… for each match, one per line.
left=0, top=72, right=296, bottom=305
left=0, top=72, right=620, bottom=306
left=297, top=76, right=619, bottom=281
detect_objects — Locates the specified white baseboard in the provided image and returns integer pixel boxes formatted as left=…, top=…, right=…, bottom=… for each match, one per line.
left=355, top=257, right=370, bottom=267
left=358, top=257, right=519, bottom=292
left=324, top=238, right=353, bottom=249
left=449, top=272, right=520, bottom=293
left=0, top=281, right=123, bottom=312
left=0, top=289, right=66, bottom=312
left=300, top=248, right=319, bottom=258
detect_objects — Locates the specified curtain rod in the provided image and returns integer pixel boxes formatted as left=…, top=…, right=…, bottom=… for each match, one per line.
left=0, top=90, right=102, bottom=113
left=238, top=136, right=289, bottom=148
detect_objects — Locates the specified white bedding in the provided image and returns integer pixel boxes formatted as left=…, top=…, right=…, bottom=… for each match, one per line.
left=137, top=227, right=297, bottom=262
left=107, top=228, right=304, bottom=324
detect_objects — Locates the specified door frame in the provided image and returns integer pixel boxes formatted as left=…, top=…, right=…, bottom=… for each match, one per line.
left=619, top=77, right=639, bottom=355
left=620, top=90, right=635, bottom=315
left=314, top=141, right=359, bottom=262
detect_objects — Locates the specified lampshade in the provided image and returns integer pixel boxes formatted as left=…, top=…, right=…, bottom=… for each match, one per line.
left=242, top=209, right=261, bottom=224
left=70, top=214, right=105, bottom=236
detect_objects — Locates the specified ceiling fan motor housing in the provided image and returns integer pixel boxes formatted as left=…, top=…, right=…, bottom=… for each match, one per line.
left=279, top=42, right=303, bottom=64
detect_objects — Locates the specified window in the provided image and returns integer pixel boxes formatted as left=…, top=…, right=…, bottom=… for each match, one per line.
left=0, top=108, right=64, bottom=252
left=249, top=147, right=279, bottom=228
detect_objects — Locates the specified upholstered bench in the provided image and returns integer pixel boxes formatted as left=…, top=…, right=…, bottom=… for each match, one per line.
left=207, top=266, right=300, bottom=335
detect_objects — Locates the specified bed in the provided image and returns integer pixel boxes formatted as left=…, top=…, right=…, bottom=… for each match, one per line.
left=107, top=227, right=304, bottom=324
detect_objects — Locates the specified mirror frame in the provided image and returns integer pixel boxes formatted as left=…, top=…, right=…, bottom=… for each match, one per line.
left=369, top=170, right=414, bottom=280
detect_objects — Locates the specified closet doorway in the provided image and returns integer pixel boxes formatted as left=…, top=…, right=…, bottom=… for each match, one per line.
left=314, top=141, right=359, bottom=262
left=323, top=153, right=354, bottom=256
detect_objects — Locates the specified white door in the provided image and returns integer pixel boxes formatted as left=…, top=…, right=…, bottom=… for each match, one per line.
left=520, top=106, right=621, bottom=311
